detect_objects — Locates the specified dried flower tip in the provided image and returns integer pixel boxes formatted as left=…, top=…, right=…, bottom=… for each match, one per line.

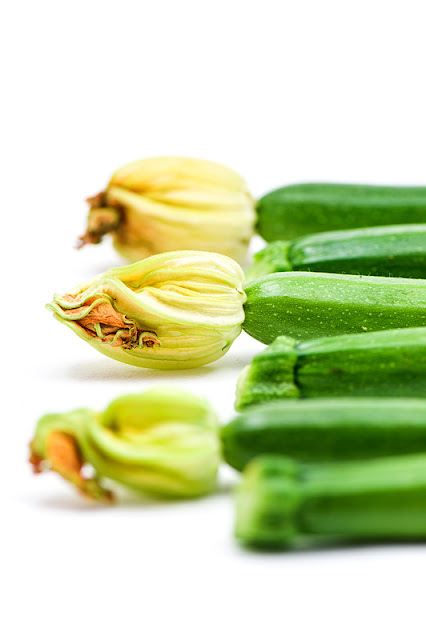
left=47, top=250, right=245, bottom=369
left=30, top=389, right=220, bottom=500
left=79, top=157, right=255, bottom=264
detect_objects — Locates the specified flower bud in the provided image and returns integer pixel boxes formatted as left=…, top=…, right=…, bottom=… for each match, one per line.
left=79, top=157, right=255, bottom=264
left=47, top=250, right=245, bottom=369
left=30, top=388, right=220, bottom=500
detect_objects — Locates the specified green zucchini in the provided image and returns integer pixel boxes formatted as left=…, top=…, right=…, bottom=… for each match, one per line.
left=221, top=398, right=426, bottom=471
left=236, top=329, right=426, bottom=410
left=246, top=224, right=426, bottom=281
left=235, top=454, right=426, bottom=548
left=256, top=183, right=426, bottom=241
left=243, top=271, right=426, bottom=344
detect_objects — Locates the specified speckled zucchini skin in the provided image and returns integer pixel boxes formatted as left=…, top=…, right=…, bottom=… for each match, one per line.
left=222, top=398, right=426, bottom=472
left=243, top=271, right=426, bottom=344
left=235, top=329, right=426, bottom=410
left=246, top=225, right=426, bottom=280
left=256, top=183, right=426, bottom=241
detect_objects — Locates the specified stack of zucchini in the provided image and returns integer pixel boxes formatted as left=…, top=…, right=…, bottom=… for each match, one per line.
left=227, top=183, right=426, bottom=549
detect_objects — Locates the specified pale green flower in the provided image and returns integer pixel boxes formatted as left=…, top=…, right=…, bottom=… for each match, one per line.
left=30, top=388, right=220, bottom=500
left=79, top=156, right=255, bottom=264
left=47, top=250, right=246, bottom=369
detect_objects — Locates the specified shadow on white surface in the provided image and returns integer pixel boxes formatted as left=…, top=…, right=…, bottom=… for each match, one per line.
left=42, top=353, right=256, bottom=382
left=32, top=494, right=113, bottom=512
left=21, top=476, right=235, bottom=512
left=50, top=361, right=215, bottom=382
left=32, top=492, right=165, bottom=511
left=234, top=537, right=426, bottom=557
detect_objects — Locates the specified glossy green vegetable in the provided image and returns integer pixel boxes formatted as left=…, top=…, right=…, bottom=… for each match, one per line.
left=222, top=398, right=426, bottom=471
left=243, top=271, right=426, bottom=344
left=236, top=329, right=426, bottom=409
left=246, top=224, right=426, bottom=281
left=256, top=183, right=426, bottom=241
left=235, top=454, right=426, bottom=548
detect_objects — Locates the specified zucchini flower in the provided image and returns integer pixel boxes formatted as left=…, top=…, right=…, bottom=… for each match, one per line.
left=29, top=388, right=220, bottom=501
left=47, top=250, right=246, bottom=369
left=78, top=156, right=255, bottom=264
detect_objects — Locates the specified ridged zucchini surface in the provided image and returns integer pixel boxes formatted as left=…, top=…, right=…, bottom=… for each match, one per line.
left=236, top=329, right=426, bottom=409
left=246, top=224, right=426, bottom=280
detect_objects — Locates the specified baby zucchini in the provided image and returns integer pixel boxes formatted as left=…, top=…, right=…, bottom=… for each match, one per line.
left=246, top=224, right=426, bottom=281
left=243, top=271, right=426, bottom=344
left=235, top=454, right=426, bottom=548
left=236, top=329, right=426, bottom=410
left=222, top=397, right=426, bottom=471
left=256, top=183, right=426, bottom=241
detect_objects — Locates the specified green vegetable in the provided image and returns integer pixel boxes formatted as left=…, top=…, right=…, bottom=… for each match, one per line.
left=236, top=329, right=426, bottom=409
left=222, top=397, right=426, bottom=471
left=30, top=388, right=220, bottom=500
left=235, top=454, right=426, bottom=548
left=246, top=224, right=426, bottom=281
left=243, top=271, right=426, bottom=344
left=256, top=183, right=426, bottom=241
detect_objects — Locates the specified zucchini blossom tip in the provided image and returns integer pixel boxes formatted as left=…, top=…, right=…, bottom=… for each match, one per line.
left=47, top=250, right=246, bottom=369
left=30, top=388, right=220, bottom=501
left=79, top=156, right=256, bottom=264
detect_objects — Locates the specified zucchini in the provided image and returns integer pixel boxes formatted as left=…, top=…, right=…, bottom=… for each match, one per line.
left=221, top=398, right=426, bottom=471
left=243, top=271, right=426, bottom=344
left=235, top=454, right=426, bottom=548
left=256, top=183, right=426, bottom=241
left=236, top=328, right=426, bottom=410
left=246, top=224, right=426, bottom=281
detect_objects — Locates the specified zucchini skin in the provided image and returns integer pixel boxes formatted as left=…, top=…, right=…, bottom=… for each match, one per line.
left=246, top=225, right=426, bottom=281
left=235, top=329, right=426, bottom=410
left=243, top=271, right=426, bottom=344
left=222, top=398, right=426, bottom=472
left=235, top=455, right=426, bottom=548
left=297, top=327, right=426, bottom=398
left=256, top=183, right=426, bottom=241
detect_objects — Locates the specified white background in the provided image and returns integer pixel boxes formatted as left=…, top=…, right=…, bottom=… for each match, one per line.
left=3, top=1, right=426, bottom=638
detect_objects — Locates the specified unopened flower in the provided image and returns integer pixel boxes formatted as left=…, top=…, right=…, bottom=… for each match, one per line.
left=79, top=156, right=255, bottom=264
left=29, top=388, right=220, bottom=500
left=47, top=250, right=246, bottom=369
